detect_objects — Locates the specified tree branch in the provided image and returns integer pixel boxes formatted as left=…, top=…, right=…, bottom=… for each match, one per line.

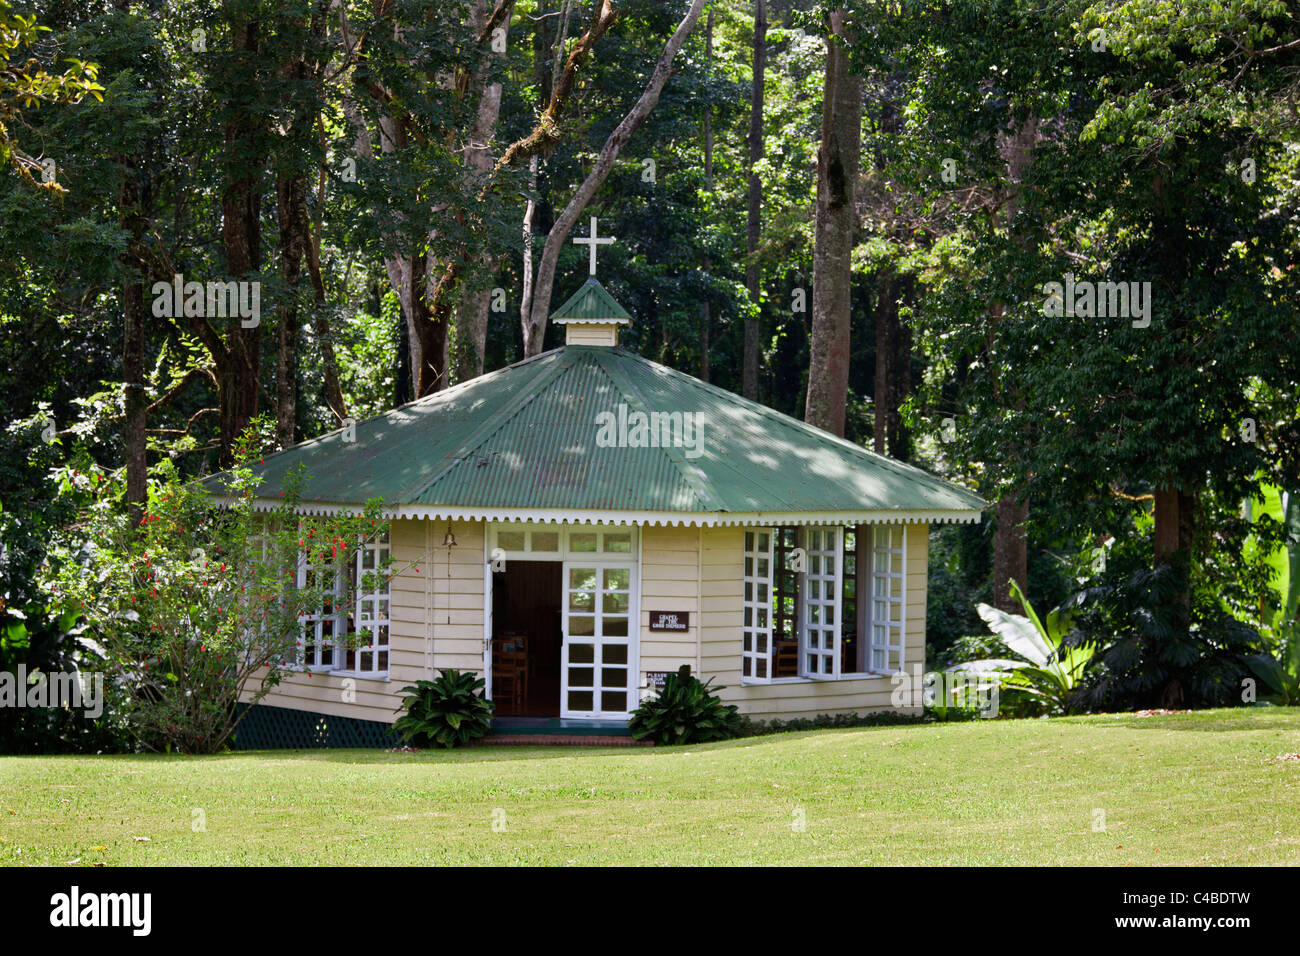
left=489, top=0, right=617, bottom=179
left=522, top=0, right=708, bottom=353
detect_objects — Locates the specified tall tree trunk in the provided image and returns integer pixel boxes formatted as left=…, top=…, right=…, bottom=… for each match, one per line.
left=275, top=169, right=307, bottom=448
left=406, top=253, right=443, bottom=394
left=307, top=113, right=347, bottom=424
left=216, top=19, right=265, bottom=462
left=453, top=0, right=508, bottom=384
left=520, top=3, right=569, bottom=359
left=993, top=498, right=1029, bottom=610
left=119, top=155, right=147, bottom=523
left=520, top=155, right=539, bottom=361
left=454, top=292, right=492, bottom=383
left=869, top=79, right=911, bottom=459
left=990, top=114, right=1039, bottom=611
left=699, top=6, right=713, bottom=382
left=1152, top=487, right=1183, bottom=564
left=1153, top=485, right=1196, bottom=615
left=274, top=304, right=297, bottom=447
left=522, top=0, right=708, bottom=355
left=742, top=0, right=766, bottom=400
left=804, top=9, right=860, bottom=436
left=123, top=280, right=147, bottom=509
left=122, top=278, right=147, bottom=524
left=894, top=283, right=913, bottom=461
left=388, top=273, right=410, bottom=406
left=873, top=274, right=914, bottom=459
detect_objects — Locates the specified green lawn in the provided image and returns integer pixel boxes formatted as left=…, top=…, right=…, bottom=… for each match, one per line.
left=3, top=708, right=1298, bottom=865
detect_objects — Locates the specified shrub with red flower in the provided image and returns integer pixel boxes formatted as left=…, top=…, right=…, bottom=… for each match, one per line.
left=43, top=425, right=387, bottom=754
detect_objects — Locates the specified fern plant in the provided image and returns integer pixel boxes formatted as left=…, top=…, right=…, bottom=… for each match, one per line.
left=393, top=670, right=494, bottom=748
left=628, top=665, right=741, bottom=745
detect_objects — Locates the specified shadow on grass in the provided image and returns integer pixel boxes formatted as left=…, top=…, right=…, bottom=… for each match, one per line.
left=238, top=721, right=956, bottom=764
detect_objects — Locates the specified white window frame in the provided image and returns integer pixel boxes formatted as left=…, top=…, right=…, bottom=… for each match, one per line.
left=337, top=531, right=391, bottom=677
left=866, top=524, right=907, bottom=674
left=740, top=523, right=907, bottom=683
left=742, top=529, right=775, bottom=681
left=799, top=526, right=842, bottom=679
left=295, top=549, right=344, bottom=671
left=290, top=531, right=392, bottom=678
left=488, top=522, right=637, bottom=562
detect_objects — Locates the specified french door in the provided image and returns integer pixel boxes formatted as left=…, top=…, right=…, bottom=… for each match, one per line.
left=561, top=560, right=637, bottom=718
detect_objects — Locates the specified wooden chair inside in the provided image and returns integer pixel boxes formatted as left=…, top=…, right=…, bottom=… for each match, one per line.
left=492, top=665, right=520, bottom=709
left=774, top=640, right=799, bottom=678
left=493, top=631, right=529, bottom=708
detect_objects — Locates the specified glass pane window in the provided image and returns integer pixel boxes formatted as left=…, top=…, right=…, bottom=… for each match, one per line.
left=742, top=529, right=776, bottom=681
left=531, top=531, right=560, bottom=552
left=800, top=527, right=841, bottom=677
left=347, top=531, right=391, bottom=675
left=867, top=525, right=906, bottom=673
left=772, top=527, right=801, bottom=677
left=297, top=551, right=343, bottom=669
left=841, top=527, right=860, bottom=673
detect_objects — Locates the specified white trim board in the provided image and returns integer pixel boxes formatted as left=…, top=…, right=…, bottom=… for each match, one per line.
left=228, top=500, right=983, bottom=527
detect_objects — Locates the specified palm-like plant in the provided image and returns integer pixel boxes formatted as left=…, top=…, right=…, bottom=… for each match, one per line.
left=950, top=580, right=1095, bottom=715
left=1247, top=487, right=1300, bottom=704
left=628, top=665, right=741, bottom=745
left=393, top=670, right=495, bottom=748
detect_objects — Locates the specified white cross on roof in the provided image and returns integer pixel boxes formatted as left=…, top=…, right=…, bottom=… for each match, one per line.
left=573, top=215, right=615, bottom=276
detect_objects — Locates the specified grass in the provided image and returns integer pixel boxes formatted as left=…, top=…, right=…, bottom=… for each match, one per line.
left=3, top=707, right=1299, bottom=866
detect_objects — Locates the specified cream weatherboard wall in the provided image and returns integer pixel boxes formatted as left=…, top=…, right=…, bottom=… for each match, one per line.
left=242, top=517, right=929, bottom=724
left=238, top=518, right=486, bottom=724
left=638, top=524, right=703, bottom=677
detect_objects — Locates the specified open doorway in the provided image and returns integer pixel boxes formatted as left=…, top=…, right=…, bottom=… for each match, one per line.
left=490, top=561, right=562, bottom=716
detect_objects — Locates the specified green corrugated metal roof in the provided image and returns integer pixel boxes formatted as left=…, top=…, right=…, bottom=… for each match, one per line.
left=205, top=346, right=985, bottom=520
left=550, top=278, right=632, bottom=323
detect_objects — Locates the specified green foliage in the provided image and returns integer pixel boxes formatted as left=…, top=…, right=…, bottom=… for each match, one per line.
left=628, top=664, right=741, bottom=745
left=736, top=709, right=926, bottom=737
left=0, top=0, right=103, bottom=189
left=392, top=670, right=494, bottom=749
left=924, top=522, right=990, bottom=669
left=42, top=424, right=388, bottom=754
left=950, top=580, right=1095, bottom=715
left=1246, top=486, right=1300, bottom=704
left=1069, top=564, right=1266, bottom=711
left=923, top=694, right=984, bottom=722
left=1, top=410, right=132, bottom=752
left=1247, top=640, right=1300, bottom=707
left=853, top=0, right=1299, bottom=629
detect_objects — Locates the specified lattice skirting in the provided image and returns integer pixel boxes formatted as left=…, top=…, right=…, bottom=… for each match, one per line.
left=232, top=703, right=401, bottom=750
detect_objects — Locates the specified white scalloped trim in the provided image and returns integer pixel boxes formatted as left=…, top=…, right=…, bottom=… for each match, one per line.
left=223, top=498, right=983, bottom=527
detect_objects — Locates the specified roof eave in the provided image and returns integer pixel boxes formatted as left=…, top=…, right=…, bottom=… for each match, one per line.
left=228, top=498, right=984, bottom=527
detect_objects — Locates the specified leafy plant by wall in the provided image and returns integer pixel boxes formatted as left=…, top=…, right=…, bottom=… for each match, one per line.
left=393, top=670, right=495, bottom=749
left=628, top=665, right=741, bottom=746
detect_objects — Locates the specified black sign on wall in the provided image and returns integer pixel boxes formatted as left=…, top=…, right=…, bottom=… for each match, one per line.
left=648, top=611, right=690, bottom=632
